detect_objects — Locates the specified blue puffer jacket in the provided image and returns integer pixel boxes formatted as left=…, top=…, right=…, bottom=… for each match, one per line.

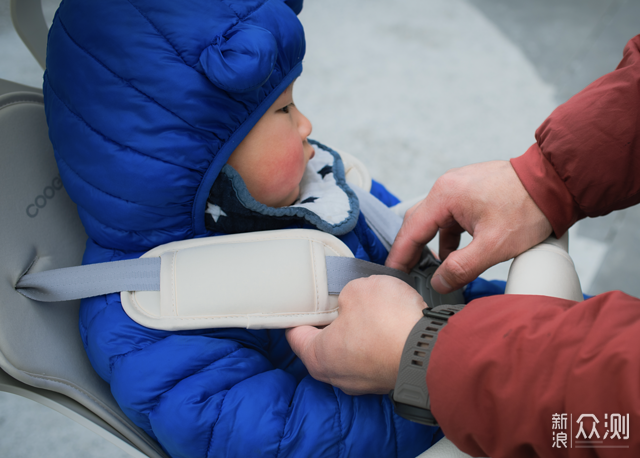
left=44, top=1, right=439, bottom=457
left=77, top=183, right=439, bottom=458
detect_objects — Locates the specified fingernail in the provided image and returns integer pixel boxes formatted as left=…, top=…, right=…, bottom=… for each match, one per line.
left=432, top=274, right=451, bottom=293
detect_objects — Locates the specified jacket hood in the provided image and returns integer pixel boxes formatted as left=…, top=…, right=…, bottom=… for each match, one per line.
left=44, top=0, right=305, bottom=252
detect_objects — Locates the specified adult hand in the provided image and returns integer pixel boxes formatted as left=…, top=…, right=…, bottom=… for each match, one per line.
left=286, top=275, right=425, bottom=395
left=386, top=160, right=552, bottom=293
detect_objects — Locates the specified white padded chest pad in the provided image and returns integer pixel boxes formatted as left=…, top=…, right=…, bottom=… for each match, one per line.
left=120, top=229, right=354, bottom=330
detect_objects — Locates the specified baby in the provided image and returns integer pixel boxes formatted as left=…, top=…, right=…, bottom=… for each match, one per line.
left=44, top=0, right=441, bottom=457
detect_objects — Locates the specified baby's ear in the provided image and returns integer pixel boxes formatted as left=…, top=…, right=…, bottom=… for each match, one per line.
left=199, top=23, right=278, bottom=93
left=283, top=0, right=303, bottom=15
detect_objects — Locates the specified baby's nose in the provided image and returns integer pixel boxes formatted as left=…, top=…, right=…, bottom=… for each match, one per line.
left=298, top=112, right=312, bottom=139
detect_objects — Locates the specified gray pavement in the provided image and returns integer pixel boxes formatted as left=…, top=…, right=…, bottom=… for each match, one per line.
left=1, top=0, right=638, bottom=456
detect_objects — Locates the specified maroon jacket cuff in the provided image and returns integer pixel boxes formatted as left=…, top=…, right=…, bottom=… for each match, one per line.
left=510, top=144, right=580, bottom=237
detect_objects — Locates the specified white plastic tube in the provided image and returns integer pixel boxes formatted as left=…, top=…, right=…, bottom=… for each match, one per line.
left=505, top=232, right=583, bottom=302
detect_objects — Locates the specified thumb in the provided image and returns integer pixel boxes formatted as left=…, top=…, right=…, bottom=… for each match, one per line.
left=431, top=235, right=506, bottom=293
left=286, top=325, right=322, bottom=365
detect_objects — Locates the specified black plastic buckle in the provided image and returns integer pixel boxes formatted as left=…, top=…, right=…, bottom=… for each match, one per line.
left=409, top=247, right=466, bottom=308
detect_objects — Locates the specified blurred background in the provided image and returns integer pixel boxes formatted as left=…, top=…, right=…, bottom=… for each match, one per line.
left=1, top=0, right=638, bottom=456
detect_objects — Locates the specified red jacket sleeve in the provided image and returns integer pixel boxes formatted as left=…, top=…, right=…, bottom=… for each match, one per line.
left=427, top=292, right=640, bottom=458
left=511, top=35, right=640, bottom=237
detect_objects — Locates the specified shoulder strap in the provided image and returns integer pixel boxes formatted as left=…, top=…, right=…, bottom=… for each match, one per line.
left=16, top=228, right=411, bottom=301
left=16, top=186, right=409, bottom=303
left=351, top=185, right=402, bottom=251
left=16, top=257, right=162, bottom=302
left=15, top=192, right=461, bottom=330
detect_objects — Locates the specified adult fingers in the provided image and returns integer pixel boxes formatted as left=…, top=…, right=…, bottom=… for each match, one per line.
left=431, top=232, right=508, bottom=293
left=387, top=199, right=448, bottom=272
left=437, top=224, right=464, bottom=261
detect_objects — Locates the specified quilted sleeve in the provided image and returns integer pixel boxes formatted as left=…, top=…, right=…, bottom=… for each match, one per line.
left=80, top=292, right=437, bottom=458
left=369, top=179, right=401, bottom=208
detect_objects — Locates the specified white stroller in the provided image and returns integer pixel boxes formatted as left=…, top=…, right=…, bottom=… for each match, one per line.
left=0, top=1, right=583, bottom=457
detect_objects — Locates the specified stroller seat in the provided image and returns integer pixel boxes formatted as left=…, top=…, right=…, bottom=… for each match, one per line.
left=1, top=2, right=583, bottom=457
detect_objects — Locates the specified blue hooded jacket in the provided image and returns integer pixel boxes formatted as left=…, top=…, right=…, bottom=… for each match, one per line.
left=44, top=1, right=440, bottom=456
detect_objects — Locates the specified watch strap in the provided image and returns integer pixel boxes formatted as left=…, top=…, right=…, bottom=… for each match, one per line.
left=391, top=304, right=464, bottom=425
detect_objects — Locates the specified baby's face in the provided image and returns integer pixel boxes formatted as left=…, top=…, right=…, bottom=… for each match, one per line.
left=227, top=83, right=314, bottom=207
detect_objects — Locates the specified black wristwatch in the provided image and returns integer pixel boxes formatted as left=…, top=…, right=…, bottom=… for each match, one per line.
left=389, top=304, right=464, bottom=426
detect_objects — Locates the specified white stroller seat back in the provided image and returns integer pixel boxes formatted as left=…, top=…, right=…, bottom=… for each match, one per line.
left=0, top=88, right=169, bottom=458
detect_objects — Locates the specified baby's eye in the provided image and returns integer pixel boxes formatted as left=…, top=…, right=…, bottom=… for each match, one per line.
left=280, top=105, right=290, bottom=114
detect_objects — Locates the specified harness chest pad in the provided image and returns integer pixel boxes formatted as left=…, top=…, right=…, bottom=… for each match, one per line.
left=120, top=229, right=353, bottom=330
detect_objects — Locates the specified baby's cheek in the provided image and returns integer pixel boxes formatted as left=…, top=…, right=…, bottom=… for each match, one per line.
left=261, top=145, right=306, bottom=195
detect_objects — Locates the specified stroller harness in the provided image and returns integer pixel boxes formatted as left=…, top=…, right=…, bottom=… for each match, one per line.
left=16, top=183, right=465, bottom=330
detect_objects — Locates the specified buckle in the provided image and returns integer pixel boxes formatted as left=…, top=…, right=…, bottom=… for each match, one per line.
left=409, top=247, right=465, bottom=307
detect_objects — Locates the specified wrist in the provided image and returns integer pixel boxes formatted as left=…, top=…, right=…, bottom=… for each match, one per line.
left=390, top=304, right=464, bottom=425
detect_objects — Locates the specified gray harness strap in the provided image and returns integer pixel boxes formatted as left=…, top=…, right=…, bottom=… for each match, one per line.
left=17, top=255, right=412, bottom=303
left=16, top=257, right=161, bottom=302
left=15, top=187, right=413, bottom=302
